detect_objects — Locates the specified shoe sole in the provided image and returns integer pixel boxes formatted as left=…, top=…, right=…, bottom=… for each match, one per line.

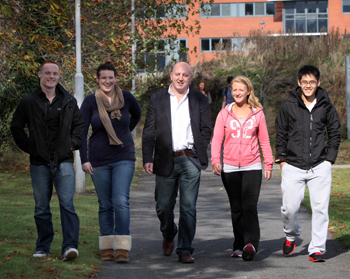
left=242, top=245, right=256, bottom=261
left=309, top=256, right=325, bottom=262
left=116, top=258, right=129, bottom=263
left=63, top=251, right=78, bottom=261
left=178, top=257, right=194, bottom=263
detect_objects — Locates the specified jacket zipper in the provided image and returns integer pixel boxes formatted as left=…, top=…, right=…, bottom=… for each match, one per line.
left=309, top=113, right=313, bottom=171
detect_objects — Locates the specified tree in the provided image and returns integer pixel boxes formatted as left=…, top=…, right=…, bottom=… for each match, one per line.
left=0, top=0, right=210, bottom=146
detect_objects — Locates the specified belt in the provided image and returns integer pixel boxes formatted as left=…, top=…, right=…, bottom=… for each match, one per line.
left=173, top=149, right=196, bottom=158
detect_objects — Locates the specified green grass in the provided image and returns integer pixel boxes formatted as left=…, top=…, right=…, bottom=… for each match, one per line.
left=0, top=140, right=144, bottom=278
left=303, top=168, right=350, bottom=250
left=0, top=167, right=102, bottom=278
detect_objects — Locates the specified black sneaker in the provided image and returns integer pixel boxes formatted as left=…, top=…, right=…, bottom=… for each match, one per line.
left=309, top=252, right=325, bottom=262
left=282, top=240, right=296, bottom=255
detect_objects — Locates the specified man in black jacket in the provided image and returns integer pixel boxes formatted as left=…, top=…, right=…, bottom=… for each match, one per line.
left=275, top=65, right=341, bottom=263
left=142, top=62, right=212, bottom=263
left=11, top=60, right=85, bottom=261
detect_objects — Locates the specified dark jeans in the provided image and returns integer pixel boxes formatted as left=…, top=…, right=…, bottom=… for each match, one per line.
left=30, top=162, right=79, bottom=254
left=221, top=170, right=262, bottom=251
left=155, top=156, right=201, bottom=256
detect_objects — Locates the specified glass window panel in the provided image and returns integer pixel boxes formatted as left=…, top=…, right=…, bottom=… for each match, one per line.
left=176, top=5, right=187, bottom=18
left=318, top=14, right=327, bottom=18
left=266, top=3, right=275, bottom=15
left=307, top=19, right=317, bottom=33
left=285, top=20, right=295, bottom=33
left=231, top=3, right=237, bottom=17
left=232, top=38, right=241, bottom=52
left=222, top=4, right=230, bottom=17
left=200, top=4, right=211, bottom=17
left=319, top=1, right=328, bottom=13
left=211, top=4, right=220, bottom=16
left=307, top=1, right=316, bottom=13
left=255, top=3, right=264, bottom=15
left=319, top=19, right=328, bottom=32
left=286, top=15, right=295, bottom=19
left=296, top=19, right=305, bottom=32
left=296, top=2, right=305, bottom=14
left=201, top=39, right=210, bottom=51
left=245, top=4, right=253, bottom=15
left=238, top=3, right=245, bottom=17
left=156, top=6, right=166, bottom=18
left=157, top=40, right=165, bottom=51
left=179, top=40, right=186, bottom=48
left=211, top=39, right=220, bottom=50
left=222, top=39, right=232, bottom=50
left=344, top=0, right=350, bottom=13
left=284, top=2, right=295, bottom=14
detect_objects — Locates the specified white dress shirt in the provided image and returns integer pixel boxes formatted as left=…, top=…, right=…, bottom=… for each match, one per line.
left=168, top=85, right=194, bottom=151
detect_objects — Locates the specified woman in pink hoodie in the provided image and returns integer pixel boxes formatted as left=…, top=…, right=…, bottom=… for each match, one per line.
left=211, top=76, right=273, bottom=261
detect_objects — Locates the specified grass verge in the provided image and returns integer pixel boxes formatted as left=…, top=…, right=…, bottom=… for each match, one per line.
left=0, top=139, right=144, bottom=278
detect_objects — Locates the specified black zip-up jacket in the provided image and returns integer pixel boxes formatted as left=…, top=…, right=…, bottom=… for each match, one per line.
left=275, top=87, right=341, bottom=170
left=11, top=84, right=85, bottom=166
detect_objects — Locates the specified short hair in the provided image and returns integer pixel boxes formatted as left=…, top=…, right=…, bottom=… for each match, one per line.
left=298, top=65, right=320, bottom=81
left=39, top=60, right=59, bottom=72
left=227, top=76, right=234, bottom=84
left=97, top=61, right=117, bottom=78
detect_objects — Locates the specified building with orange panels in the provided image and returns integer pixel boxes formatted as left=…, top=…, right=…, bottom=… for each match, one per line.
left=144, top=0, right=350, bottom=69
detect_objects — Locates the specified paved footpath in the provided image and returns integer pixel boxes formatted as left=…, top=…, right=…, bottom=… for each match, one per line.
left=97, top=162, right=350, bottom=279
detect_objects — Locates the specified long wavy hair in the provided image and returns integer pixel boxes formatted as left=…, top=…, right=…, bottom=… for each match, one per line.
left=198, top=80, right=209, bottom=95
left=231, top=76, right=262, bottom=109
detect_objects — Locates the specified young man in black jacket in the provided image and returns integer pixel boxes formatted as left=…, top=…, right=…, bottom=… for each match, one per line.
left=275, top=65, right=341, bottom=262
left=11, top=60, right=85, bottom=261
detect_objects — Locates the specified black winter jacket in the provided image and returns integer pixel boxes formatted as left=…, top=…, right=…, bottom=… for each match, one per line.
left=275, top=87, right=341, bottom=170
left=11, top=84, right=85, bottom=166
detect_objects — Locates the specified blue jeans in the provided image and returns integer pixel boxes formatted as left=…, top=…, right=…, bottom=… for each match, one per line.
left=91, top=160, right=135, bottom=235
left=155, top=156, right=201, bottom=256
left=30, top=162, right=79, bottom=254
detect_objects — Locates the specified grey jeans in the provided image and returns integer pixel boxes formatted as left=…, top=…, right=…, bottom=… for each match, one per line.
left=280, top=160, right=332, bottom=254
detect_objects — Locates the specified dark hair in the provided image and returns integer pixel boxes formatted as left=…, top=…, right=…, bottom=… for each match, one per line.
left=298, top=65, right=320, bottom=81
left=96, top=61, right=117, bottom=78
left=39, top=60, right=59, bottom=72
left=227, top=76, right=234, bottom=84
left=198, top=80, right=209, bottom=94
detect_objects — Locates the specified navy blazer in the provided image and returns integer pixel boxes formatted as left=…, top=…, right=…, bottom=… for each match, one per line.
left=142, top=86, right=212, bottom=176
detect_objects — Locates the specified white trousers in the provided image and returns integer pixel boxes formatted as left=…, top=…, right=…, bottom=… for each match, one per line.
left=280, top=161, right=332, bottom=254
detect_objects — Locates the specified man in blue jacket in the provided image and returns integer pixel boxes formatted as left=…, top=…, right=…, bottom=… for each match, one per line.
left=275, top=65, right=341, bottom=262
left=11, top=60, right=85, bottom=261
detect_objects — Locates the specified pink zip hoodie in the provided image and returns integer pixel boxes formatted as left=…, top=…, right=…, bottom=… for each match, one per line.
left=211, top=104, right=273, bottom=171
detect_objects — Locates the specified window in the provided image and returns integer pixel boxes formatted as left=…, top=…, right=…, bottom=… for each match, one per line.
left=136, top=4, right=187, bottom=19
left=283, top=1, right=328, bottom=33
left=343, top=0, right=350, bottom=13
left=200, top=2, right=275, bottom=17
left=200, top=38, right=247, bottom=52
left=137, top=39, right=187, bottom=72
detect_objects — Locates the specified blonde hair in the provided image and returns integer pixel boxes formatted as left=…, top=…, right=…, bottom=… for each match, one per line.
left=231, top=76, right=262, bottom=109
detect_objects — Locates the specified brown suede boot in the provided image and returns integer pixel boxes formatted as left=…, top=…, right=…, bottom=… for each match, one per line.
left=115, top=249, right=129, bottom=263
left=101, top=249, right=114, bottom=261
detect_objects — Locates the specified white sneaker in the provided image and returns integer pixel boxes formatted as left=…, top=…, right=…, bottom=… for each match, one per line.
left=62, top=248, right=79, bottom=261
left=231, top=249, right=243, bottom=258
left=33, top=251, right=50, bottom=258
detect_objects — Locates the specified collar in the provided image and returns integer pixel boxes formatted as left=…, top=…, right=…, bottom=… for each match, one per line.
left=168, top=84, right=190, bottom=97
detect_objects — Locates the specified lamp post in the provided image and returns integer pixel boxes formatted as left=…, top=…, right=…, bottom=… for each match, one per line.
left=259, top=20, right=266, bottom=36
left=74, top=0, right=85, bottom=193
